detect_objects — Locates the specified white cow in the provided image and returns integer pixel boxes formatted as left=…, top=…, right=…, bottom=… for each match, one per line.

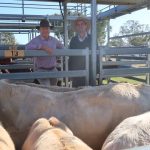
left=102, top=112, right=150, bottom=150
left=0, top=80, right=150, bottom=149
left=22, top=117, right=92, bottom=150
left=0, top=123, right=15, bottom=150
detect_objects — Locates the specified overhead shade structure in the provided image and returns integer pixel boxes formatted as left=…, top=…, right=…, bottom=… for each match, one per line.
left=97, top=0, right=149, bottom=20
left=97, top=4, right=146, bottom=20
left=0, top=14, right=81, bottom=21
left=0, top=23, right=38, bottom=29
left=66, top=0, right=147, bottom=5
left=25, top=0, right=147, bottom=5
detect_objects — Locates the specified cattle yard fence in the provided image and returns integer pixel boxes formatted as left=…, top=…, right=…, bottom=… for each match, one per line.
left=0, top=48, right=89, bottom=86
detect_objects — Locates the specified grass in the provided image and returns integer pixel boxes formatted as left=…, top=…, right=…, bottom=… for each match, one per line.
left=102, top=75, right=147, bottom=85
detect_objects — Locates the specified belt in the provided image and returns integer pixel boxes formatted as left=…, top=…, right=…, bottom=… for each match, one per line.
left=39, top=67, right=55, bottom=70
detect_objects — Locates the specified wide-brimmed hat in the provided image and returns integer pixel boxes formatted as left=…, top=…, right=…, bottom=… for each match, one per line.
left=36, top=19, right=54, bottom=30
left=73, top=17, right=91, bottom=32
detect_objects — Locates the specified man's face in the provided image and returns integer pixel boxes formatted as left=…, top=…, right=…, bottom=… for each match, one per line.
left=75, top=21, right=87, bottom=34
left=39, top=27, right=50, bottom=39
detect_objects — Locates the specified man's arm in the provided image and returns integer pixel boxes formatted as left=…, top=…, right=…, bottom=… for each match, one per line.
left=26, top=39, right=53, bottom=55
left=39, top=46, right=53, bottom=55
left=25, top=39, right=39, bottom=50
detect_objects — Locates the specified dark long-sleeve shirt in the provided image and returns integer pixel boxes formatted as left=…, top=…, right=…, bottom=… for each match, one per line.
left=69, top=34, right=92, bottom=70
left=69, top=34, right=91, bottom=49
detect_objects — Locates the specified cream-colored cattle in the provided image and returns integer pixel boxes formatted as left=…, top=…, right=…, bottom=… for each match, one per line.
left=1, top=81, right=150, bottom=149
left=22, top=117, right=92, bottom=150
left=0, top=123, right=15, bottom=150
left=102, top=112, right=150, bottom=150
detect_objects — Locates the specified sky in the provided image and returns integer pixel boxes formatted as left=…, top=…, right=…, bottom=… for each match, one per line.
left=110, top=8, right=150, bottom=36
left=0, top=0, right=150, bottom=44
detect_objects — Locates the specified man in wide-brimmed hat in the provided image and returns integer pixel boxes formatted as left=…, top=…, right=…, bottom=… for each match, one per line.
left=69, top=17, right=92, bottom=87
left=26, top=19, right=63, bottom=86
left=73, top=17, right=91, bottom=35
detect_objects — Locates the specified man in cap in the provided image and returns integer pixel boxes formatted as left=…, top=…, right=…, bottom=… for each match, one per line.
left=69, top=17, right=94, bottom=87
left=26, top=19, right=63, bottom=86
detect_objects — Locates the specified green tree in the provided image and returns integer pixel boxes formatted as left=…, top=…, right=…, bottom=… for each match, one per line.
left=120, top=20, right=150, bottom=46
left=97, top=20, right=109, bottom=46
left=109, top=35, right=125, bottom=47
left=53, top=12, right=81, bottom=40
left=110, top=20, right=150, bottom=47
left=0, top=32, right=16, bottom=45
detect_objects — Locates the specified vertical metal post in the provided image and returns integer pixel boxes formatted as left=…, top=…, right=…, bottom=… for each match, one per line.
left=81, top=4, right=83, bottom=14
left=0, top=33, right=1, bottom=45
left=28, top=33, right=29, bottom=42
left=146, top=57, right=150, bottom=84
left=22, top=0, right=26, bottom=23
left=91, top=0, right=97, bottom=86
left=63, top=0, right=69, bottom=87
left=147, top=44, right=150, bottom=84
left=22, top=0, right=25, bottom=16
left=34, top=29, right=37, bottom=37
left=31, top=29, right=34, bottom=39
left=106, top=19, right=111, bottom=83
left=85, top=48, right=89, bottom=86
left=99, top=48, right=103, bottom=84
left=29, top=31, right=32, bottom=40
left=107, top=19, right=110, bottom=46
left=33, top=29, right=34, bottom=39
left=84, top=4, right=87, bottom=16
left=77, top=3, right=79, bottom=13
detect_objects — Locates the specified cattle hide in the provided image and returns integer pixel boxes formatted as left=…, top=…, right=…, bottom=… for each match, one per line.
left=0, top=122, right=15, bottom=150
left=102, top=112, right=150, bottom=150
left=22, top=117, right=92, bottom=150
left=0, top=81, right=150, bottom=149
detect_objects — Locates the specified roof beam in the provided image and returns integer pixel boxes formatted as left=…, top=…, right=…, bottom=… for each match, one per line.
left=0, top=14, right=84, bottom=21
left=97, top=3, right=146, bottom=21
left=25, top=0, right=137, bottom=5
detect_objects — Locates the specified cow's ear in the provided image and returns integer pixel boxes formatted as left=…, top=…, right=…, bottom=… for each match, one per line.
left=49, top=117, right=73, bottom=135
left=49, top=116, right=60, bottom=126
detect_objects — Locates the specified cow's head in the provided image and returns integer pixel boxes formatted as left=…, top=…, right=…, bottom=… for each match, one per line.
left=49, top=116, right=73, bottom=135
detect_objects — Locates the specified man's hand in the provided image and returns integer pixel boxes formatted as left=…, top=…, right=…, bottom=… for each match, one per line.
left=40, top=46, right=53, bottom=55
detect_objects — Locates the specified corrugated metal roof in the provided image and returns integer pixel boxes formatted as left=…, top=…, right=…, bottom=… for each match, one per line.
left=26, top=0, right=147, bottom=5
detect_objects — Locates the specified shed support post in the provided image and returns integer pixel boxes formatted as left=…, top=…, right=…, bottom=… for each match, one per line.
left=63, top=0, right=69, bottom=87
left=91, top=0, right=97, bottom=86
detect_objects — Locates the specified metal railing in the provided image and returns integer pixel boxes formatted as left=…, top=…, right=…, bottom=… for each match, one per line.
left=99, top=46, right=150, bottom=84
left=126, top=145, right=150, bottom=150
left=0, top=49, right=89, bottom=86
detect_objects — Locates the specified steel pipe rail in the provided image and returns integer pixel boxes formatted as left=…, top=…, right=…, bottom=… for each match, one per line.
left=0, top=30, right=31, bottom=33
left=102, top=60, right=147, bottom=66
left=0, top=49, right=89, bottom=85
left=99, top=47, right=150, bottom=83
left=102, top=47, right=150, bottom=55
left=0, top=14, right=87, bottom=21
left=0, top=70, right=87, bottom=80
left=126, top=145, right=150, bottom=150
left=110, top=31, right=150, bottom=39
left=26, top=0, right=146, bottom=5
left=0, top=45, right=25, bottom=50
left=102, top=68, right=150, bottom=78
left=0, top=64, right=33, bottom=70
left=0, top=23, right=38, bottom=29
left=0, top=49, right=89, bottom=57
left=110, top=56, right=147, bottom=60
